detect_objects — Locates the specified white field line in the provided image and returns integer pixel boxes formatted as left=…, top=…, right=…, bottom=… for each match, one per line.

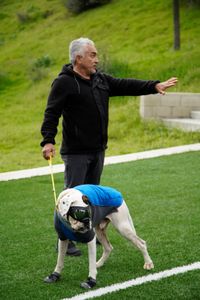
left=0, top=143, right=200, bottom=182
left=62, top=262, right=200, bottom=300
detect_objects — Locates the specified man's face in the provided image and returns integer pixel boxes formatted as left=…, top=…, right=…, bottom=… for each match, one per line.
left=78, top=44, right=99, bottom=75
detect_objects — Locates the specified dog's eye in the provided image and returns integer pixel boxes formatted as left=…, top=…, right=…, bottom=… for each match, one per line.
left=63, top=201, right=65, bottom=204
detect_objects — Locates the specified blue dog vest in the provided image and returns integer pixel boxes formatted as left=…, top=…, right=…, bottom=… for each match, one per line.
left=74, top=184, right=123, bottom=207
left=54, top=185, right=123, bottom=243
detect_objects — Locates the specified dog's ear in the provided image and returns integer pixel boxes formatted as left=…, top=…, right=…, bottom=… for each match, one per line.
left=82, top=195, right=89, bottom=204
left=56, top=189, right=76, bottom=216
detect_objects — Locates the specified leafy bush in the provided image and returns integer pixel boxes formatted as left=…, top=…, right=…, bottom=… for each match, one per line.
left=29, top=67, right=48, bottom=82
left=65, top=0, right=111, bottom=14
left=16, top=5, right=53, bottom=24
left=29, top=55, right=53, bottom=82
left=181, top=0, right=200, bottom=6
left=16, top=11, right=30, bottom=24
left=98, top=52, right=133, bottom=78
left=0, top=71, right=12, bottom=90
left=33, top=55, right=52, bottom=68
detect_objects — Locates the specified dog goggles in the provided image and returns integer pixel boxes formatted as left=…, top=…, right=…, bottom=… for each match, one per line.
left=68, top=206, right=91, bottom=224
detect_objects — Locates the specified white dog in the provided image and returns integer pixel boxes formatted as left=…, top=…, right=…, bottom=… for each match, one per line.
left=44, top=184, right=154, bottom=288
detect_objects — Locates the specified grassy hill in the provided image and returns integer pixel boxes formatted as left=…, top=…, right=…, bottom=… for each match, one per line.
left=0, top=0, right=200, bottom=172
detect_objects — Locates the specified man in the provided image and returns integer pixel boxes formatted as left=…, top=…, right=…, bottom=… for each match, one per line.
left=40, top=37, right=178, bottom=255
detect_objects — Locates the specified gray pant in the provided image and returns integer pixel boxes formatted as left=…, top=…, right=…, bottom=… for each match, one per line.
left=61, top=151, right=105, bottom=188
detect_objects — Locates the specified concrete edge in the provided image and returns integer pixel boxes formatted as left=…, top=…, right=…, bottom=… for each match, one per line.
left=1, top=143, right=200, bottom=182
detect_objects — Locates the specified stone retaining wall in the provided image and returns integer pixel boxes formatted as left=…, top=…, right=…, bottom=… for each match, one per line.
left=140, top=93, right=200, bottom=119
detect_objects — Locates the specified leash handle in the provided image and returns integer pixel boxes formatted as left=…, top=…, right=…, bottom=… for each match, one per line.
left=48, top=155, right=57, bottom=206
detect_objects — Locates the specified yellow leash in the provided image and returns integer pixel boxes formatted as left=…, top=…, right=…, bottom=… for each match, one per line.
left=48, top=155, right=57, bottom=206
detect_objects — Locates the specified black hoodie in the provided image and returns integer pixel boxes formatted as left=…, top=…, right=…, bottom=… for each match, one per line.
left=40, top=64, right=159, bottom=154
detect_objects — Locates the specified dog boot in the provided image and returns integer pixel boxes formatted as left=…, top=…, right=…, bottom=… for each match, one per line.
left=44, top=272, right=60, bottom=283
left=80, top=277, right=96, bottom=289
left=66, top=241, right=82, bottom=256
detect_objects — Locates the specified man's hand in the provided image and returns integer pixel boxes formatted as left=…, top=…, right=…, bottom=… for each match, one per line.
left=42, top=143, right=55, bottom=160
left=155, top=77, right=178, bottom=95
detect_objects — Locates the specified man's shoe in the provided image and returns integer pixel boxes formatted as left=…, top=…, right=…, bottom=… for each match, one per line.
left=66, top=241, right=82, bottom=256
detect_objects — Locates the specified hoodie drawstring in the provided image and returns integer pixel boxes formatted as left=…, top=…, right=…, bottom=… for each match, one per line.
left=74, top=75, right=81, bottom=94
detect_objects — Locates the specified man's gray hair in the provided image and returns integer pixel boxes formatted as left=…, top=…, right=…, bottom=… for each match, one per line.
left=69, top=37, right=95, bottom=65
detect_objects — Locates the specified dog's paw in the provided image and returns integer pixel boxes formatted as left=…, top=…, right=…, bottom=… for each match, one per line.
left=143, top=262, right=154, bottom=270
left=44, top=272, right=60, bottom=283
left=80, top=277, right=96, bottom=289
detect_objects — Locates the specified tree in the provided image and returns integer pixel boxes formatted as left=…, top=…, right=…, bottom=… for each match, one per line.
left=173, top=0, right=180, bottom=50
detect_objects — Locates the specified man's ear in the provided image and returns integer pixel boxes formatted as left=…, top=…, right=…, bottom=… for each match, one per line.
left=82, top=195, right=89, bottom=204
left=75, top=54, right=83, bottom=64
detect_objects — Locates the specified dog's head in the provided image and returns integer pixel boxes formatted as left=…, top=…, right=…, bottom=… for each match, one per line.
left=56, top=189, right=91, bottom=232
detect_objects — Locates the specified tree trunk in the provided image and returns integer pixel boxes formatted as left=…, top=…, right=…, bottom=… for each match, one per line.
left=173, top=0, right=180, bottom=50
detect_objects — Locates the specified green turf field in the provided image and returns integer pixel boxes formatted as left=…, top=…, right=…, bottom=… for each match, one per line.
left=1, top=151, right=199, bottom=299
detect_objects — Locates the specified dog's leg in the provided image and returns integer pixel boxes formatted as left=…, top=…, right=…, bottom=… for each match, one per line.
left=44, top=239, right=68, bottom=283
left=96, top=220, right=113, bottom=268
left=80, top=236, right=97, bottom=289
left=110, top=202, right=154, bottom=270
left=88, top=236, right=97, bottom=280
left=54, top=239, right=68, bottom=273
